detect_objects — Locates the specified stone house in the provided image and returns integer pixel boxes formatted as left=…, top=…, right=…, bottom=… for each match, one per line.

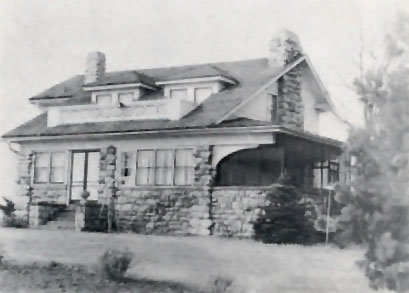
left=2, top=30, right=347, bottom=237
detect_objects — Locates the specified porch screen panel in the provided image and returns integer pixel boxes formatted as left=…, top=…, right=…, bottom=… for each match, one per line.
left=50, top=152, right=66, bottom=183
left=136, top=150, right=155, bottom=185
left=34, top=153, right=50, bottom=183
left=155, top=150, right=174, bottom=185
left=174, top=149, right=194, bottom=185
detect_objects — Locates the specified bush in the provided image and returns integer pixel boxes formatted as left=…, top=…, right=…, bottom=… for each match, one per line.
left=0, top=197, right=15, bottom=217
left=98, top=248, right=133, bottom=280
left=253, top=174, right=319, bottom=244
left=209, top=275, right=234, bottom=293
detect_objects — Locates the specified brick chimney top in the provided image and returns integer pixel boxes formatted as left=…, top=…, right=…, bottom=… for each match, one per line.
left=84, top=52, right=106, bottom=85
left=268, top=29, right=303, bottom=68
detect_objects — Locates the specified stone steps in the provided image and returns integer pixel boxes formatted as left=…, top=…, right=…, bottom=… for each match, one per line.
left=39, top=206, right=76, bottom=231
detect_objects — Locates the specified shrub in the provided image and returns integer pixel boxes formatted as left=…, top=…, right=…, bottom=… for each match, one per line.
left=253, top=173, right=318, bottom=244
left=98, top=248, right=133, bottom=280
left=0, top=197, right=15, bottom=217
left=209, top=275, right=234, bottom=293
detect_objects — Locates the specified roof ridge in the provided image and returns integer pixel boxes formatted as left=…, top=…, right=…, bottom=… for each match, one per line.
left=102, top=57, right=268, bottom=75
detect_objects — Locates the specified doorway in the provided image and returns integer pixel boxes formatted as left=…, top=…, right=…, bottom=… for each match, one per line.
left=70, top=150, right=100, bottom=202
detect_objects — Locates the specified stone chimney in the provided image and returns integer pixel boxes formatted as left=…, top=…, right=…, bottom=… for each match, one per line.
left=268, top=29, right=303, bottom=68
left=84, top=52, right=106, bottom=84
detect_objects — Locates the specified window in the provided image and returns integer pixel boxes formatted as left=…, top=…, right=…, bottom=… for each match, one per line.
left=174, top=149, right=194, bottom=185
left=194, top=87, right=212, bottom=104
left=50, top=152, right=66, bottom=183
left=34, top=152, right=66, bottom=184
left=34, top=153, right=50, bottom=183
left=123, top=148, right=194, bottom=186
left=169, top=89, right=188, bottom=100
left=136, top=150, right=155, bottom=185
left=118, top=93, right=134, bottom=105
left=155, top=150, right=174, bottom=185
left=119, top=152, right=135, bottom=186
left=96, top=94, right=112, bottom=105
left=313, top=160, right=339, bottom=189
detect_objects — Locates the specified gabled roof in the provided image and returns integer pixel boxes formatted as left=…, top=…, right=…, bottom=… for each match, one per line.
left=3, top=56, right=335, bottom=140
left=83, top=70, right=157, bottom=88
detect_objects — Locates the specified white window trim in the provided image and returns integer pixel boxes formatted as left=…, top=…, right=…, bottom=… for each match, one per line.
left=119, top=148, right=194, bottom=187
left=33, top=151, right=67, bottom=184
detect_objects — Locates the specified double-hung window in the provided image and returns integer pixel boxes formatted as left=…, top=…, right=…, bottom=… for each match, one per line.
left=174, top=149, right=194, bottom=185
left=136, top=150, right=155, bottom=185
left=34, top=152, right=66, bottom=184
left=123, top=148, right=194, bottom=186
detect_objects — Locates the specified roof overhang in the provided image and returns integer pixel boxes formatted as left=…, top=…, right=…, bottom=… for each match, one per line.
left=156, top=76, right=236, bottom=86
left=3, top=124, right=343, bottom=150
left=82, top=82, right=158, bottom=91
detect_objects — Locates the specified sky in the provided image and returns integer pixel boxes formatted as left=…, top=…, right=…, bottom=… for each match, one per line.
left=0, top=0, right=407, bottom=202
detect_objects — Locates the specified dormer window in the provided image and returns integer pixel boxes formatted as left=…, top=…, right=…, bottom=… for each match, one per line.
left=194, top=87, right=212, bottom=104
left=170, top=89, right=188, bottom=100
left=118, top=92, right=134, bottom=105
left=96, top=94, right=112, bottom=105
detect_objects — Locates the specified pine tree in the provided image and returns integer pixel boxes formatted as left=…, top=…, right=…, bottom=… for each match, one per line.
left=335, top=13, right=409, bottom=292
left=253, top=173, right=315, bottom=244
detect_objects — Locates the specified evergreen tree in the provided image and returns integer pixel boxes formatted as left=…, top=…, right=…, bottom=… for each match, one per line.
left=336, top=13, right=409, bottom=292
left=253, top=173, right=316, bottom=244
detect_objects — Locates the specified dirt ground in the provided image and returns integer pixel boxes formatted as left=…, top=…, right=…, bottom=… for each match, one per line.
left=0, top=260, right=200, bottom=293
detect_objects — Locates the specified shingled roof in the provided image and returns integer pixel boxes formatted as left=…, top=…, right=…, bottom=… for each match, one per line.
left=3, top=57, right=301, bottom=139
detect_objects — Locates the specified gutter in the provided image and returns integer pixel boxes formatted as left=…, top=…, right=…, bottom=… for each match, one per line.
left=3, top=124, right=343, bottom=148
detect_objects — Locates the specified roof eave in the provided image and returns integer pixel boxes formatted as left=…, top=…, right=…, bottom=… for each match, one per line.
left=3, top=124, right=343, bottom=149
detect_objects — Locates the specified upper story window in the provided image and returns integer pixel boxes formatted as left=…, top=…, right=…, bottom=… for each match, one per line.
left=96, top=94, right=112, bottom=105
left=34, top=152, right=66, bottom=184
left=118, top=92, right=134, bottom=105
left=169, top=89, right=188, bottom=100
left=194, top=87, right=212, bottom=104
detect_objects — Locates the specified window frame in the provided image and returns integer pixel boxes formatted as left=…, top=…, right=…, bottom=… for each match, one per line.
left=193, top=87, right=213, bottom=104
left=173, top=148, right=195, bottom=186
left=118, top=92, right=135, bottom=105
left=33, top=151, right=66, bottom=184
left=121, top=148, right=194, bottom=187
left=95, top=93, right=113, bottom=105
left=169, top=88, right=188, bottom=100
left=313, top=160, right=340, bottom=189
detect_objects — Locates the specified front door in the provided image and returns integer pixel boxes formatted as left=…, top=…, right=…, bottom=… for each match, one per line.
left=70, top=150, right=100, bottom=202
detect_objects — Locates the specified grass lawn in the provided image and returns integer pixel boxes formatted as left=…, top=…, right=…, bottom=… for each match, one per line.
left=0, top=227, right=391, bottom=293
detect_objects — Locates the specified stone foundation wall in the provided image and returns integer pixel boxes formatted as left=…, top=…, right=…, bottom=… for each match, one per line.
left=211, top=187, right=270, bottom=237
left=31, top=185, right=67, bottom=205
left=115, top=187, right=209, bottom=235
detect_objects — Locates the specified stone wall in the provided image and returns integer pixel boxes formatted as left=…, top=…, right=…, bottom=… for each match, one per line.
left=31, top=185, right=67, bottom=204
left=112, top=145, right=214, bottom=236
left=277, top=66, right=304, bottom=129
left=211, top=187, right=269, bottom=237
left=114, top=187, right=207, bottom=235
left=98, top=146, right=118, bottom=204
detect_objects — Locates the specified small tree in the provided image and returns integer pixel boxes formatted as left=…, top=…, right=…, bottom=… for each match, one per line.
left=336, top=13, right=409, bottom=292
left=253, top=173, right=316, bottom=244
